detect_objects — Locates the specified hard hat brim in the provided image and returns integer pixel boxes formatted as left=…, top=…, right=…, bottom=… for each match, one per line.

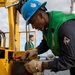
left=26, top=2, right=47, bottom=25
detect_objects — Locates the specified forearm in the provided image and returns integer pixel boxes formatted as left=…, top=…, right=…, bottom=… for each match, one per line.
left=42, top=55, right=75, bottom=72
left=42, top=43, right=75, bottom=72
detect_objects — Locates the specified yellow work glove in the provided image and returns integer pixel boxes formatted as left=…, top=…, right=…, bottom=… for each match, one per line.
left=24, top=60, right=42, bottom=73
left=22, top=49, right=38, bottom=60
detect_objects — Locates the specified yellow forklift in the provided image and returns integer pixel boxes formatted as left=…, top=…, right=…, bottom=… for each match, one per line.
left=0, top=0, right=37, bottom=75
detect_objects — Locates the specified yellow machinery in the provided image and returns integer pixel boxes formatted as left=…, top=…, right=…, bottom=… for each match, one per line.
left=0, top=0, right=35, bottom=75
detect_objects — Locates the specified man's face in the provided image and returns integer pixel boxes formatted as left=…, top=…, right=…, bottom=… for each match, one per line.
left=30, top=37, right=34, bottom=41
left=30, top=13, right=46, bottom=31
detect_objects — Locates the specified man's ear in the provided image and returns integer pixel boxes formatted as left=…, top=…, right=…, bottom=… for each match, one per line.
left=38, top=12, right=43, bottom=19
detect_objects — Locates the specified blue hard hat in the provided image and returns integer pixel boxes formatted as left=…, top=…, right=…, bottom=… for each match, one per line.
left=21, top=0, right=47, bottom=24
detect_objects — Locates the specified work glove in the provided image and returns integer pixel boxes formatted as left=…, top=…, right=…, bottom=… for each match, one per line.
left=24, top=60, right=42, bottom=73
left=22, top=49, right=38, bottom=60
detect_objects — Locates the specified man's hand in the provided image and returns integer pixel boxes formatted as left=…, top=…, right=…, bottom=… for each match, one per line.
left=21, top=49, right=38, bottom=60
left=24, top=60, right=42, bottom=73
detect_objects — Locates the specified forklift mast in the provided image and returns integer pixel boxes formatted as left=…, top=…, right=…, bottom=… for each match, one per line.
left=0, top=0, right=27, bottom=50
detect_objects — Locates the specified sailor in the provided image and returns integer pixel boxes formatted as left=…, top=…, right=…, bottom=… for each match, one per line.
left=25, top=34, right=34, bottom=50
